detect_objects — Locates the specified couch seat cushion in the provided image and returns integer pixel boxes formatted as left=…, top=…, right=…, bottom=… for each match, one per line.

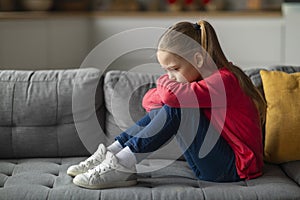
left=281, top=161, right=300, bottom=185
left=1, top=158, right=300, bottom=200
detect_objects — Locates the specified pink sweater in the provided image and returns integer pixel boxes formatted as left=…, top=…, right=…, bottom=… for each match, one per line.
left=142, top=67, right=263, bottom=180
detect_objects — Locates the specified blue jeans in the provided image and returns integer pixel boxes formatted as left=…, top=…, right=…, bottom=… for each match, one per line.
left=115, top=105, right=241, bottom=182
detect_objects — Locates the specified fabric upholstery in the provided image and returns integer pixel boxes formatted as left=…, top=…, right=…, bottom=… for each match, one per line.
left=1, top=67, right=300, bottom=200
left=103, top=70, right=159, bottom=138
left=244, top=65, right=300, bottom=95
left=103, top=70, right=184, bottom=160
left=1, top=158, right=300, bottom=200
left=0, top=68, right=105, bottom=158
left=281, top=161, right=300, bottom=185
left=260, top=70, right=300, bottom=163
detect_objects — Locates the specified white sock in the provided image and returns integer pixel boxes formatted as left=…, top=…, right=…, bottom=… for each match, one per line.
left=107, top=141, right=123, bottom=154
left=115, top=146, right=137, bottom=169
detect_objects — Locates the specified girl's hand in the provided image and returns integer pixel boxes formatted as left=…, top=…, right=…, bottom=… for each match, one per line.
left=156, top=74, right=181, bottom=107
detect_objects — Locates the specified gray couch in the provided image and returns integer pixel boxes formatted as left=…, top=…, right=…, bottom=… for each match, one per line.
left=0, top=66, right=300, bottom=200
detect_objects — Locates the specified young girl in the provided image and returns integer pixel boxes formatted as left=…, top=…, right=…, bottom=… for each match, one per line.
left=68, top=20, right=266, bottom=189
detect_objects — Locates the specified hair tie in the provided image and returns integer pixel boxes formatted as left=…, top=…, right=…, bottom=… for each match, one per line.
left=193, top=23, right=201, bottom=30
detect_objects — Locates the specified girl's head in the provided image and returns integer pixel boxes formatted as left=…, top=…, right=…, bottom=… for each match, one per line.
left=157, top=20, right=229, bottom=82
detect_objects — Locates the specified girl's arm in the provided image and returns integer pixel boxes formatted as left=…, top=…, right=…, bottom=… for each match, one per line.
left=142, top=88, right=164, bottom=112
left=156, top=74, right=228, bottom=108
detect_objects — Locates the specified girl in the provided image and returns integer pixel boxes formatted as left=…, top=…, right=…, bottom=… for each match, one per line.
left=68, top=20, right=266, bottom=189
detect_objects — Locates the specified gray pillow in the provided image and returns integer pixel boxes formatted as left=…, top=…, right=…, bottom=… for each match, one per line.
left=104, top=70, right=184, bottom=160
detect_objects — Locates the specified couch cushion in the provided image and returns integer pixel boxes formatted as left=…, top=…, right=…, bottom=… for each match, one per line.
left=103, top=70, right=184, bottom=160
left=260, top=70, right=300, bottom=163
left=244, top=66, right=300, bottom=143
left=281, top=161, right=300, bottom=185
left=244, top=65, right=300, bottom=95
left=0, top=158, right=300, bottom=200
left=0, top=68, right=105, bottom=158
left=103, top=70, right=158, bottom=135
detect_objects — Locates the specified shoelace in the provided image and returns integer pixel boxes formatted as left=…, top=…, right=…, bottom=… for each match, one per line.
left=79, top=148, right=105, bottom=169
left=90, top=157, right=117, bottom=176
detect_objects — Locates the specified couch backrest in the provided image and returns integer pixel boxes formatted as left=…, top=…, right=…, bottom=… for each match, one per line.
left=0, top=68, right=105, bottom=158
left=244, top=65, right=300, bottom=94
left=2, top=66, right=300, bottom=159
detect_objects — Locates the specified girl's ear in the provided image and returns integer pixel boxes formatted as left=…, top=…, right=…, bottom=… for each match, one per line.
left=194, top=52, right=204, bottom=68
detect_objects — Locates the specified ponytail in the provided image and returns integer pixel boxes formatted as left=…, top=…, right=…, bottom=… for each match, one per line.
left=197, top=21, right=207, bottom=51
left=198, top=20, right=266, bottom=124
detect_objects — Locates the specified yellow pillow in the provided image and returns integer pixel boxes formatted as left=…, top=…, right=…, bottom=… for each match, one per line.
left=260, top=70, right=300, bottom=164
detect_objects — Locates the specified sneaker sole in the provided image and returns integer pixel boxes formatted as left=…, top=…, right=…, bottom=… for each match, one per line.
left=67, top=170, right=83, bottom=177
left=73, top=179, right=137, bottom=189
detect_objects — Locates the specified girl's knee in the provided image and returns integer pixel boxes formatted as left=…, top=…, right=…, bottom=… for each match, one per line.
left=162, top=105, right=181, bottom=119
left=163, top=104, right=180, bottom=112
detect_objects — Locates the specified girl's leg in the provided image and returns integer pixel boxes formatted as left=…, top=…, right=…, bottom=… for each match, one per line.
left=107, top=109, right=159, bottom=154
left=73, top=106, right=182, bottom=189
left=115, top=105, right=181, bottom=162
left=117, top=105, right=240, bottom=182
left=73, top=105, right=240, bottom=189
left=115, top=108, right=162, bottom=146
left=178, top=109, right=241, bottom=182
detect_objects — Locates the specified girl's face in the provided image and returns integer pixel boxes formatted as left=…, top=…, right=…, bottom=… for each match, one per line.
left=157, top=51, right=202, bottom=83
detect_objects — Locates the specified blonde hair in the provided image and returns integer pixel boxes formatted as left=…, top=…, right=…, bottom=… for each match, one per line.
left=158, top=20, right=266, bottom=124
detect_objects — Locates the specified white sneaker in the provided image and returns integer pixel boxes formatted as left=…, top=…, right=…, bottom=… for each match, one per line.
left=67, top=144, right=107, bottom=177
left=73, top=151, right=137, bottom=189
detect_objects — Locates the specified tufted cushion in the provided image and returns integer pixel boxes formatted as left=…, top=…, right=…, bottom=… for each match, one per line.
left=281, top=161, right=300, bottom=185
left=0, top=158, right=300, bottom=200
left=0, top=68, right=105, bottom=158
left=103, top=70, right=159, bottom=139
left=103, top=70, right=184, bottom=160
